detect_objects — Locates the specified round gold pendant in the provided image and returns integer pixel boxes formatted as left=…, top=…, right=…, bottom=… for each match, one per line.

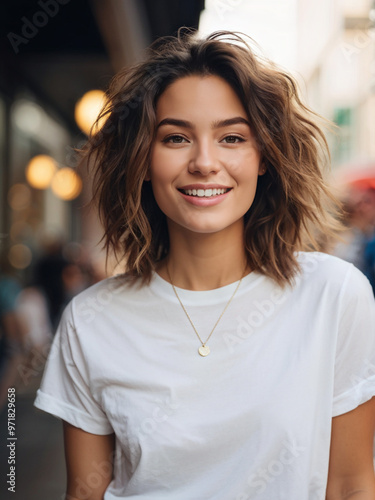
left=198, top=345, right=210, bottom=357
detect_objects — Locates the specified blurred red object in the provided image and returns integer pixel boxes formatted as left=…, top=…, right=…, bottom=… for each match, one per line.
left=340, top=166, right=375, bottom=190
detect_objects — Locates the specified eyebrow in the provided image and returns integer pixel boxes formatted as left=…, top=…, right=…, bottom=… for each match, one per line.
left=156, top=116, right=251, bottom=129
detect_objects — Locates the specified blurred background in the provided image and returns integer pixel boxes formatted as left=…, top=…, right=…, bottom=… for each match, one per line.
left=0, top=0, right=375, bottom=498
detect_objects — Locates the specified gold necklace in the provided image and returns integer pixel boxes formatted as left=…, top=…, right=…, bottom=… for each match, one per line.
left=167, top=268, right=244, bottom=357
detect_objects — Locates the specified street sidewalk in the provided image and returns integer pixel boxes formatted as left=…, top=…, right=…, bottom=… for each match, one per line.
left=0, top=372, right=66, bottom=500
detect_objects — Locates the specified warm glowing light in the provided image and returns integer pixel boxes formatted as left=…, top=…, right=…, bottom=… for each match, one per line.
left=8, top=184, right=32, bottom=210
left=75, top=89, right=107, bottom=136
left=51, top=167, right=82, bottom=200
left=8, top=244, right=32, bottom=269
left=26, top=155, right=57, bottom=189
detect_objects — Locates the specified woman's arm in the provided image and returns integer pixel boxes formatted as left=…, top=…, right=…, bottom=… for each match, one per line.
left=326, top=397, right=375, bottom=500
left=63, top=421, right=115, bottom=500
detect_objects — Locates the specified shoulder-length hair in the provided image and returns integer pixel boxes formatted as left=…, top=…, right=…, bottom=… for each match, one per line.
left=86, top=29, right=341, bottom=286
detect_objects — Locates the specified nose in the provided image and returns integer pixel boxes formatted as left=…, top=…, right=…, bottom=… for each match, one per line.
left=188, top=139, right=220, bottom=175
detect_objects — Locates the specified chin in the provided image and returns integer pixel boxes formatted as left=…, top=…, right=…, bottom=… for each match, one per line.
left=183, top=222, right=241, bottom=235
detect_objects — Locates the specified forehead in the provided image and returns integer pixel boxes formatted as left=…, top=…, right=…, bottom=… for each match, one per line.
left=156, top=75, right=247, bottom=119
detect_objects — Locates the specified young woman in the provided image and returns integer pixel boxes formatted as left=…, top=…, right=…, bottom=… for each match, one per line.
left=34, top=30, right=375, bottom=500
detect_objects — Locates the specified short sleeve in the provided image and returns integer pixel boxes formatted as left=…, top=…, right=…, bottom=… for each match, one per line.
left=332, top=264, right=375, bottom=417
left=34, top=301, right=113, bottom=434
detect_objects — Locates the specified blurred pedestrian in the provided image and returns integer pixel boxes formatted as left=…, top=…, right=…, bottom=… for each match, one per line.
left=365, top=233, right=375, bottom=295
left=34, top=239, right=90, bottom=329
left=35, top=30, right=375, bottom=499
left=333, top=188, right=375, bottom=272
left=15, top=285, right=53, bottom=389
left=33, top=238, right=69, bottom=329
left=0, top=250, right=24, bottom=410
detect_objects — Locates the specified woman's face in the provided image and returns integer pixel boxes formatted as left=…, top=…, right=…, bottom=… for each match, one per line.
left=149, top=74, right=264, bottom=238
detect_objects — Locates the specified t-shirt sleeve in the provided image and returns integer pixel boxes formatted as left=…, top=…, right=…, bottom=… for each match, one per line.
left=332, top=264, right=375, bottom=417
left=34, top=300, right=113, bottom=435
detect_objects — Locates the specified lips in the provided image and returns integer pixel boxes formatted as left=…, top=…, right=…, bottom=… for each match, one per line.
left=179, top=187, right=231, bottom=198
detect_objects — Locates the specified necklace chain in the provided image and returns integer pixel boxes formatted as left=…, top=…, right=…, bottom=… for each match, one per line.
left=167, top=267, right=244, bottom=356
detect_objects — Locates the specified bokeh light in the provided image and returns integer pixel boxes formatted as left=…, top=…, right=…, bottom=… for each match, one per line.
left=8, top=244, right=32, bottom=269
left=74, top=89, right=107, bottom=136
left=51, top=167, right=82, bottom=200
left=26, top=155, right=57, bottom=189
left=7, top=183, right=32, bottom=211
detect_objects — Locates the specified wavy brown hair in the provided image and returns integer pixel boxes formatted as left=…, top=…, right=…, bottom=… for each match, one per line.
left=86, top=29, right=341, bottom=285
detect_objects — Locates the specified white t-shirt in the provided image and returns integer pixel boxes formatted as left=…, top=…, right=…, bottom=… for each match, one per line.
left=34, top=252, right=375, bottom=500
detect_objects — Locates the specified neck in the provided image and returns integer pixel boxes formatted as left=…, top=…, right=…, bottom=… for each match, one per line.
left=157, top=220, right=249, bottom=290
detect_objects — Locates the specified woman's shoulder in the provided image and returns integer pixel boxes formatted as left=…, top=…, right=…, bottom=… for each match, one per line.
left=295, top=251, right=372, bottom=296
left=71, top=273, right=128, bottom=301
left=297, top=251, right=352, bottom=274
left=63, top=273, right=147, bottom=324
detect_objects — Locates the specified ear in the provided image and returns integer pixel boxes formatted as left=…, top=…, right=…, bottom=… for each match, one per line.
left=258, top=163, right=267, bottom=176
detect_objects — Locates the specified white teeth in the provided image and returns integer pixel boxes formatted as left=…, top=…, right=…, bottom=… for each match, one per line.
left=182, top=188, right=228, bottom=197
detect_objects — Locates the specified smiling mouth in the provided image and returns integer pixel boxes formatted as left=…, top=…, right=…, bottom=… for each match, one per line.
left=179, top=188, right=231, bottom=198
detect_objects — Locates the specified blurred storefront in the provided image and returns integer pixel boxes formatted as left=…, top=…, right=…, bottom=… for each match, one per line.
left=296, top=0, right=375, bottom=168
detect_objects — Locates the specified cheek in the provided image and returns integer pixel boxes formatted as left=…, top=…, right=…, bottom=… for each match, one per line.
left=149, top=158, right=177, bottom=212
left=227, top=151, right=261, bottom=181
left=149, top=168, right=176, bottom=198
left=149, top=148, right=187, bottom=195
left=150, top=147, right=177, bottom=177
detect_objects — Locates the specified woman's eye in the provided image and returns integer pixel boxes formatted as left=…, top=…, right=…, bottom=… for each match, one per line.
left=223, top=135, right=244, bottom=144
left=163, top=135, right=188, bottom=144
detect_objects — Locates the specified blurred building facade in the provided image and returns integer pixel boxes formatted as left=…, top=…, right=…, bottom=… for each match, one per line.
left=0, top=0, right=204, bottom=280
left=296, top=0, right=375, bottom=168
